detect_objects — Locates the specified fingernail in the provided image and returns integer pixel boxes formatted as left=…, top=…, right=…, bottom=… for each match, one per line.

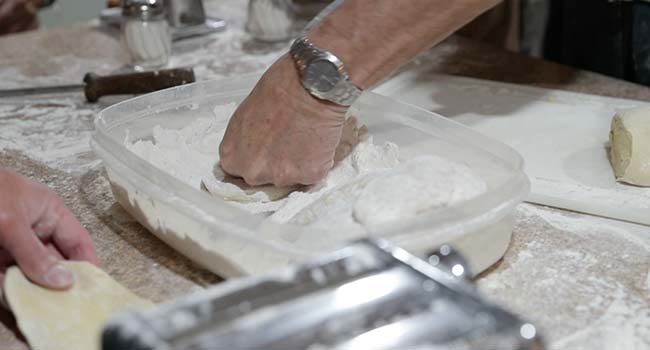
left=44, top=264, right=74, bottom=288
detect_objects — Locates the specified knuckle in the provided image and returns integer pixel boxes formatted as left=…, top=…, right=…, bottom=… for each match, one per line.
left=45, top=195, right=66, bottom=223
left=218, top=154, right=238, bottom=176
left=219, top=140, right=234, bottom=160
left=243, top=175, right=262, bottom=186
left=219, top=160, right=237, bottom=177
left=307, top=161, right=332, bottom=184
left=31, top=193, right=67, bottom=240
left=0, top=209, right=15, bottom=226
left=300, top=163, right=329, bottom=185
left=219, top=134, right=233, bottom=152
left=307, top=171, right=328, bottom=185
left=243, top=162, right=269, bottom=186
left=243, top=173, right=264, bottom=186
left=23, top=251, right=49, bottom=270
left=49, top=194, right=66, bottom=214
left=273, top=162, right=297, bottom=187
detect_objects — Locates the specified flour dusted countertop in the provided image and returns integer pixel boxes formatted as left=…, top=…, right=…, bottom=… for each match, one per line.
left=1, top=0, right=649, bottom=349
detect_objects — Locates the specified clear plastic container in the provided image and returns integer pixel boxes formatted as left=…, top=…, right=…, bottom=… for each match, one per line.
left=91, top=75, right=530, bottom=278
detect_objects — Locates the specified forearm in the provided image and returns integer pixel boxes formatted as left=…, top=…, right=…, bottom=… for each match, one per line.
left=308, top=0, right=501, bottom=89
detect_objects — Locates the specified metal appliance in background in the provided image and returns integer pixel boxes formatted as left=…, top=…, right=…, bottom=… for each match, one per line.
left=100, top=0, right=226, bottom=41
left=164, top=0, right=205, bottom=27
left=246, top=0, right=335, bottom=42
left=102, top=239, right=544, bottom=350
left=162, top=0, right=226, bottom=40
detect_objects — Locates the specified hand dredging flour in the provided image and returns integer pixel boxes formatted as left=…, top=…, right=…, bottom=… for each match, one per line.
left=126, top=103, right=487, bottom=230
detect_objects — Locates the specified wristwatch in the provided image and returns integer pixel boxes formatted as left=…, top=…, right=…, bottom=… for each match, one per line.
left=289, top=36, right=362, bottom=107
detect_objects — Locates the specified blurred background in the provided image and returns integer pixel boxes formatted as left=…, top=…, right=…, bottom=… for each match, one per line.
left=4, top=0, right=649, bottom=86
left=31, top=0, right=549, bottom=56
left=39, top=0, right=105, bottom=28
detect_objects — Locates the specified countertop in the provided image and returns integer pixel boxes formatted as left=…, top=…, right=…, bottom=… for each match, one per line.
left=0, top=1, right=649, bottom=349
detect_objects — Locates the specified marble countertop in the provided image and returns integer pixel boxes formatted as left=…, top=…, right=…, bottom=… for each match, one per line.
left=0, top=1, right=649, bottom=349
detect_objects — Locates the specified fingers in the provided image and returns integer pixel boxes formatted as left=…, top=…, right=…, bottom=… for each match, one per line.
left=50, top=205, right=99, bottom=266
left=221, top=146, right=332, bottom=186
left=219, top=144, right=244, bottom=181
left=218, top=156, right=239, bottom=179
left=0, top=171, right=91, bottom=291
left=216, top=54, right=348, bottom=187
left=0, top=245, right=69, bottom=306
left=297, top=159, right=333, bottom=186
left=30, top=188, right=99, bottom=266
left=0, top=218, right=73, bottom=290
left=0, top=245, right=62, bottom=272
left=45, top=243, right=64, bottom=260
left=218, top=109, right=241, bottom=178
left=220, top=125, right=274, bottom=186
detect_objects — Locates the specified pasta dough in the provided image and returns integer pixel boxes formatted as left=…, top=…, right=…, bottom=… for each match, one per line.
left=609, top=107, right=650, bottom=186
left=4, top=261, right=153, bottom=350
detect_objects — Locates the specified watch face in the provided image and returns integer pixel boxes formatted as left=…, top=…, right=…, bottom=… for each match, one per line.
left=304, top=59, right=341, bottom=93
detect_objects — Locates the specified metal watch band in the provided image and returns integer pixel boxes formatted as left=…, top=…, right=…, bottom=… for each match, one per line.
left=328, top=76, right=362, bottom=106
left=290, top=36, right=362, bottom=106
left=289, top=36, right=315, bottom=72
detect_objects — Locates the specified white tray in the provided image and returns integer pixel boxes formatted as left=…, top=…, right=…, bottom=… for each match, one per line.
left=377, top=72, right=650, bottom=226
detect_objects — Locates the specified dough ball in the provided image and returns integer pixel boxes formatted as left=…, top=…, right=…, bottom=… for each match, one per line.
left=609, top=107, right=650, bottom=186
left=3, top=261, right=153, bottom=350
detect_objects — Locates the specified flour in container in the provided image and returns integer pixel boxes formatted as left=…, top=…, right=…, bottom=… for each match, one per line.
left=126, top=103, right=488, bottom=229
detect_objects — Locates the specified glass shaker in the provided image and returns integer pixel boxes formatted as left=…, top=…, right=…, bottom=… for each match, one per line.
left=122, top=0, right=172, bottom=70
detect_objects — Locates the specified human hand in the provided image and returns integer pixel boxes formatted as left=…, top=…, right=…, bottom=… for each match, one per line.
left=0, top=168, right=98, bottom=290
left=219, top=54, right=349, bottom=186
left=0, top=0, right=38, bottom=35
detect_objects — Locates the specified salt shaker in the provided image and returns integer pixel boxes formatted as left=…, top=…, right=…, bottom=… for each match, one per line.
left=122, top=0, right=172, bottom=70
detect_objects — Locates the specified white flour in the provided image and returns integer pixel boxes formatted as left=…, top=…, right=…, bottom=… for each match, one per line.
left=0, top=97, right=101, bottom=174
left=478, top=203, right=650, bottom=349
left=126, top=103, right=487, bottom=229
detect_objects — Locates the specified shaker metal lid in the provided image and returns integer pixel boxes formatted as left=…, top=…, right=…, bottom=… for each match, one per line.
left=122, top=0, right=166, bottom=20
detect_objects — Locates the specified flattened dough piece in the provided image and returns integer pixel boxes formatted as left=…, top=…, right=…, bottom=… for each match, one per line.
left=610, top=107, right=650, bottom=186
left=4, top=261, right=153, bottom=350
left=202, top=167, right=297, bottom=203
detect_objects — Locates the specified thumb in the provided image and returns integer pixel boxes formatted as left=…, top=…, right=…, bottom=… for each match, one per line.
left=2, top=221, right=74, bottom=289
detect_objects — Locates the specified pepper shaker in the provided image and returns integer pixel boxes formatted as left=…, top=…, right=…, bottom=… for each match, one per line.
left=122, top=0, right=172, bottom=70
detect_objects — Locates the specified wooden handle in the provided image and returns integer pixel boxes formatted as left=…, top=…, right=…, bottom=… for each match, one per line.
left=83, top=68, right=196, bottom=102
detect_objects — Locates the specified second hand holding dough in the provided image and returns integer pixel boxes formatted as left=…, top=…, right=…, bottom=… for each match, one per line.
left=4, top=261, right=153, bottom=350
